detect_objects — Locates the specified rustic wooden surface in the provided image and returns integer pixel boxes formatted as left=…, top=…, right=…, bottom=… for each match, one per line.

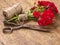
left=0, top=0, right=60, bottom=45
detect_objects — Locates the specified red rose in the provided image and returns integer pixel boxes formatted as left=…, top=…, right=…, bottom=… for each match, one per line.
left=37, top=9, right=54, bottom=26
left=38, top=1, right=51, bottom=6
left=31, top=6, right=36, bottom=10
left=33, top=11, right=41, bottom=18
left=38, top=17, right=53, bottom=26
left=49, top=2, right=58, bottom=14
left=38, top=18, right=48, bottom=26
left=38, top=1, right=58, bottom=14
left=42, top=9, right=55, bottom=19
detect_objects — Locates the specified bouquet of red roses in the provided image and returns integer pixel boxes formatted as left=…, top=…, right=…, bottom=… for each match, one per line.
left=28, top=1, right=58, bottom=26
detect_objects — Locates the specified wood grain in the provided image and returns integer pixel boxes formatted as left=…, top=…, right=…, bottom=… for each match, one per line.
left=0, top=0, right=60, bottom=45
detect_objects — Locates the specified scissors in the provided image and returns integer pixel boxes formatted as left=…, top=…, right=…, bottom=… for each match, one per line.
left=3, top=20, right=26, bottom=33
left=3, top=24, right=24, bottom=34
left=3, top=24, right=50, bottom=34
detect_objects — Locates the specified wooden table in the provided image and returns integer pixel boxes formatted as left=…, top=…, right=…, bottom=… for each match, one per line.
left=0, top=0, right=60, bottom=45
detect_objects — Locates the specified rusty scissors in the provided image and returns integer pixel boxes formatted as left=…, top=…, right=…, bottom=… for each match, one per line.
left=3, top=23, right=49, bottom=34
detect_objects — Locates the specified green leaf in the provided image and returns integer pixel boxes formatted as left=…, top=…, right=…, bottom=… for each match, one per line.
left=7, top=14, right=18, bottom=22
left=33, top=6, right=45, bottom=13
left=27, top=10, right=37, bottom=21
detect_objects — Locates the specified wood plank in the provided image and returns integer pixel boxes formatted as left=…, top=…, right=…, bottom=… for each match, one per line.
left=0, top=0, right=60, bottom=45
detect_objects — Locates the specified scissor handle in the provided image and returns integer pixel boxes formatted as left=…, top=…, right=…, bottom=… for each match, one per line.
left=3, top=27, right=13, bottom=34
